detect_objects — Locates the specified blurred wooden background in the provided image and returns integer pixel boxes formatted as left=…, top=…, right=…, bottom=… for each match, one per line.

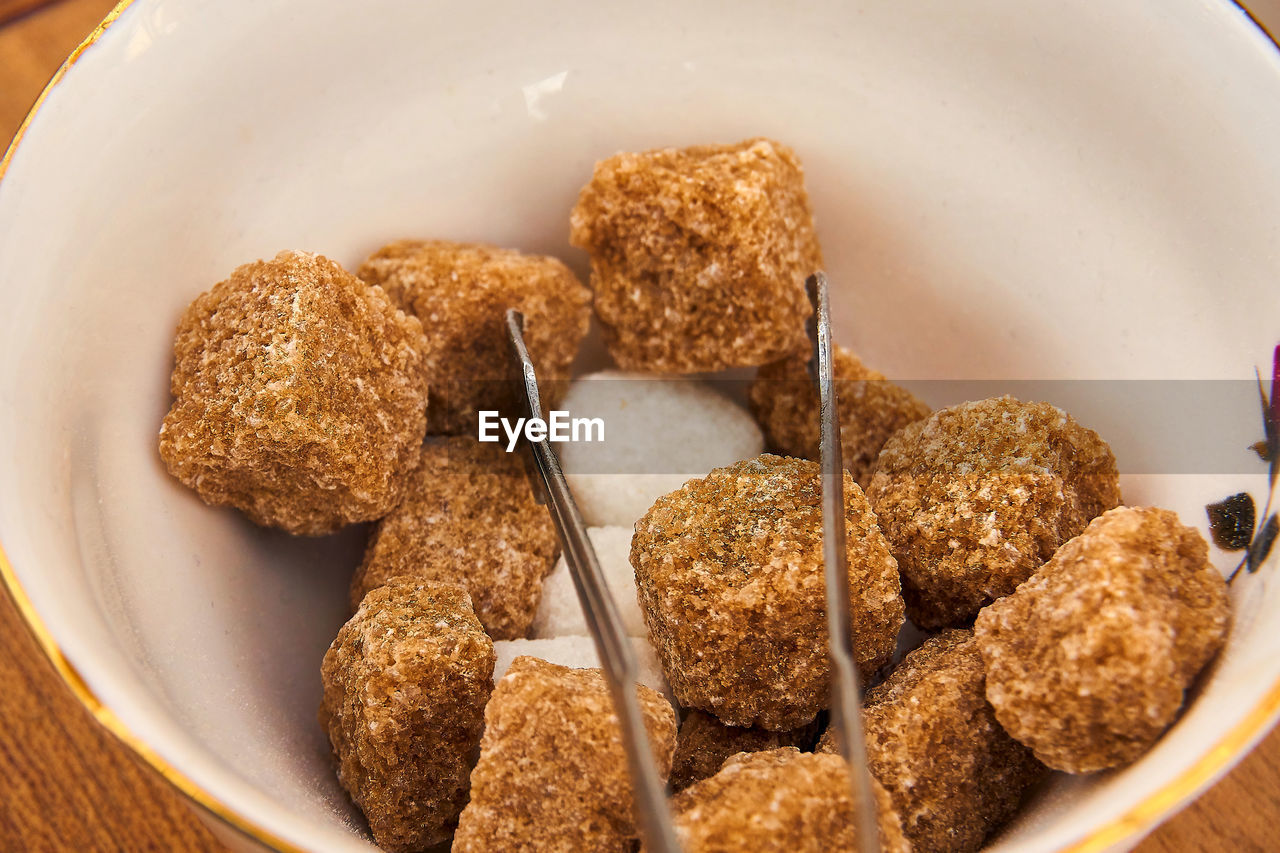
left=1, top=1, right=1278, bottom=850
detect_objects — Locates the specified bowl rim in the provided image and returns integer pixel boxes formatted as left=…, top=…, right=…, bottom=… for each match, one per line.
left=2, top=1, right=1279, bottom=850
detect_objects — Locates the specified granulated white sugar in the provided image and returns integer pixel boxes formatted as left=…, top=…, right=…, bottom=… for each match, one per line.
left=559, top=371, right=764, bottom=527
left=531, top=526, right=645, bottom=638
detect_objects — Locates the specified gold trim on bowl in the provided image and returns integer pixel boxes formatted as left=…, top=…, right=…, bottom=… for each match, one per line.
left=1, top=1, right=1278, bottom=851
left=0, top=537, right=306, bottom=852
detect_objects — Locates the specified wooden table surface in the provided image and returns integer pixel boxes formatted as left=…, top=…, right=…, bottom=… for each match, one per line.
left=2, top=1, right=1279, bottom=851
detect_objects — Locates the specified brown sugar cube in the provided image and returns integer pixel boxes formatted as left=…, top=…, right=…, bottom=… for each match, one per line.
left=749, top=344, right=931, bottom=487
left=569, top=138, right=822, bottom=373
left=158, top=250, right=429, bottom=535
left=633, top=454, right=905, bottom=730
left=351, top=437, right=559, bottom=640
left=452, top=656, right=678, bottom=852
left=819, top=630, right=1046, bottom=853
left=866, top=396, right=1121, bottom=629
left=357, top=239, right=590, bottom=434
left=669, top=709, right=820, bottom=793
left=974, top=506, right=1230, bottom=774
left=667, top=747, right=910, bottom=853
left=319, top=579, right=494, bottom=852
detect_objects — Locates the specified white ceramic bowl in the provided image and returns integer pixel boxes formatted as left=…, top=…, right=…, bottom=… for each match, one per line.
left=3, top=1, right=1280, bottom=850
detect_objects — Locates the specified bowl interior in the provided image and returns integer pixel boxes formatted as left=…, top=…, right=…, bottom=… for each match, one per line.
left=2, top=1, right=1280, bottom=850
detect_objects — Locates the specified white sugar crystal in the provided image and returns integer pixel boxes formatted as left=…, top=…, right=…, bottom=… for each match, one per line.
left=531, top=526, right=645, bottom=639
left=492, top=636, right=672, bottom=703
left=559, top=371, right=764, bottom=527
left=566, top=474, right=694, bottom=530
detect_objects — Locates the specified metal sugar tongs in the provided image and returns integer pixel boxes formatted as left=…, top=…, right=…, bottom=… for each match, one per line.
left=505, top=309, right=682, bottom=853
left=504, top=274, right=877, bottom=852
left=806, top=271, right=882, bottom=853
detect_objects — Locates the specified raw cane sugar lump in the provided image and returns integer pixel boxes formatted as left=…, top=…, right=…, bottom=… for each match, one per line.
left=634, top=454, right=903, bottom=730
left=748, top=344, right=931, bottom=487
left=158, top=250, right=430, bottom=535
left=669, top=709, right=820, bottom=793
left=633, top=454, right=905, bottom=730
left=819, top=629, right=1046, bottom=853
left=974, top=506, right=1231, bottom=774
left=491, top=636, right=674, bottom=703
left=669, top=749, right=909, bottom=853
left=357, top=239, right=591, bottom=434
left=532, top=526, right=648, bottom=637
left=452, top=656, right=678, bottom=853
left=319, top=579, right=494, bottom=852
left=350, top=437, right=559, bottom=640
left=667, top=748, right=910, bottom=853
left=569, top=138, right=823, bottom=372
left=866, top=395, right=1121, bottom=629
left=559, top=370, right=765, bottom=527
